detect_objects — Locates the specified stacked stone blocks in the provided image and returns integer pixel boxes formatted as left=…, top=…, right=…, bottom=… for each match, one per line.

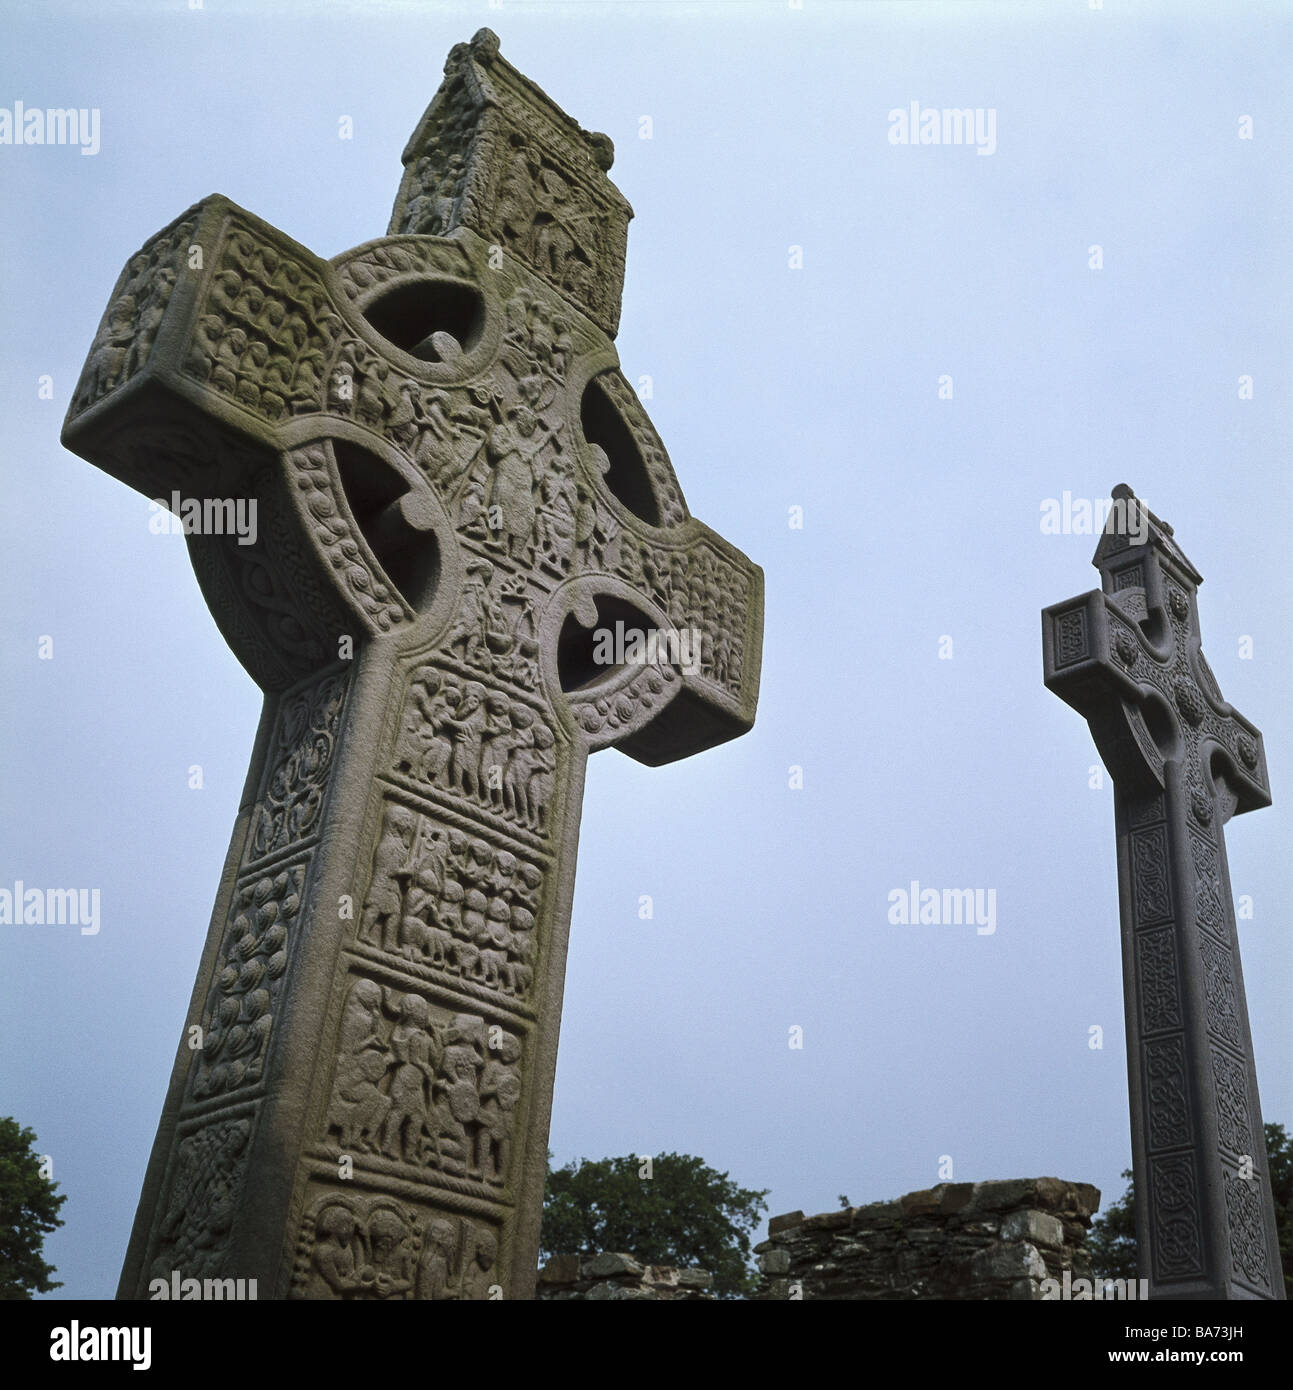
left=756, top=1178, right=1101, bottom=1300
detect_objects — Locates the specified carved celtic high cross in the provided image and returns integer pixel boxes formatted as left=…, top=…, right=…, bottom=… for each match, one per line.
left=61, top=28, right=762, bottom=1301
left=1043, top=486, right=1282, bottom=1300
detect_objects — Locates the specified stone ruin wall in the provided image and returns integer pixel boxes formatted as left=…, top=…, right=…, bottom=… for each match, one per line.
left=536, top=1177, right=1102, bottom=1300
left=537, top=1251, right=713, bottom=1300
left=755, top=1177, right=1102, bottom=1300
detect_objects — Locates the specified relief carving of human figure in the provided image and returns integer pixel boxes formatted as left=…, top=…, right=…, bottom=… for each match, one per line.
left=484, top=400, right=555, bottom=560
left=364, top=1209, right=415, bottom=1300
left=536, top=464, right=578, bottom=571
left=304, top=1204, right=366, bottom=1299
left=448, top=561, right=495, bottom=667
left=478, top=692, right=513, bottom=806
left=531, top=166, right=576, bottom=280
left=430, top=1014, right=484, bottom=1175
left=359, top=806, right=416, bottom=950
left=476, top=1032, right=522, bottom=1183
left=460, top=1228, right=500, bottom=1301
left=379, top=993, right=441, bottom=1164
left=497, top=134, right=536, bottom=255
left=395, top=668, right=452, bottom=786
left=444, top=680, right=488, bottom=798
left=329, top=979, right=390, bottom=1152
left=415, top=1217, right=458, bottom=1300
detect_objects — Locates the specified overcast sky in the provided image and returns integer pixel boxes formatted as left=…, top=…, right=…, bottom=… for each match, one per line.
left=2, top=0, right=1290, bottom=1299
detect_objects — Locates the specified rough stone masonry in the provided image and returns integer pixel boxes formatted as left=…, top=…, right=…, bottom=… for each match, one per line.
left=61, top=29, right=762, bottom=1300
left=755, top=1179, right=1103, bottom=1301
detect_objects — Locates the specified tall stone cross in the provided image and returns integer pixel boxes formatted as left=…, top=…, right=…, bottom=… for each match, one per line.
left=61, top=28, right=762, bottom=1301
left=1043, top=485, right=1282, bottom=1300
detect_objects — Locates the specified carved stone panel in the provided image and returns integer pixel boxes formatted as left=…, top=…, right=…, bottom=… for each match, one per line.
left=1210, top=1047, right=1254, bottom=1160
left=71, top=216, right=196, bottom=413
left=1127, top=792, right=1165, bottom=829
left=1224, top=1174, right=1272, bottom=1292
left=1198, top=938, right=1243, bottom=1051
left=291, top=1188, right=502, bottom=1300
left=182, top=213, right=344, bottom=421
left=189, top=864, right=306, bottom=1102
left=1143, top=1036, right=1193, bottom=1150
left=1149, top=1152, right=1205, bottom=1282
left=250, top=671, right=349, bottom=862
left=1130, top=825, right=1172, bottom=927
left=1188, top=829, right=1228, bottom=944
left=146, top=1116, right=253, bottom=1286
left=356, top=799, right=545, bottom=1007
left=1135, top=929, right=1182, bottom=1036
left=387, top=29, right=632, bottom=336
left=1053, top=607, right=1088, bottom=668
left=391, top=662, right=556, bottom=838
left=323, top=972, right=524, bottom=1192
left=609, top=528, right=751, bottom=698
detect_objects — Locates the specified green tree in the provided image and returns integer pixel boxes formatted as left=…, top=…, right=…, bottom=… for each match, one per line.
left=1089, top=1124, right=1293, bottom=1297
left=0, top=1117, right=66, bottom=1299
left=1087, top=1168, right=1137, bottom=1280
left=1265, top=1122, right=1293, bottom=1299
left=541, top=1152, right=769, bottom=1297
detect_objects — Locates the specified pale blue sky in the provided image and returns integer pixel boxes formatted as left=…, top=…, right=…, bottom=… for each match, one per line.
left=2, top=0, right=1290, bottom=1298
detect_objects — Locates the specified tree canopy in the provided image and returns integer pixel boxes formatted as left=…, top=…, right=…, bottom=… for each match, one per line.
left=541, top=1151, right=769, bottom=1297
left=1086, top=1168, right=1137, bottom=1280
left=0, top=1116, right=66, bottom=1299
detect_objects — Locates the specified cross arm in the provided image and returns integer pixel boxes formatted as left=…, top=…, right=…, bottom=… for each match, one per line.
left=59, top=196, right=474, bottom=691
left=1044, top=486, right=1270, bottom=814
left=551, top=517, right=763, bottom=765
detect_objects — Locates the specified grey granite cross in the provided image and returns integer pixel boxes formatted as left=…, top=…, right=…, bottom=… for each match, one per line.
left=1043, top=485, right=1283, bottom=1300
left=61, top=28, right=762, bottom=1301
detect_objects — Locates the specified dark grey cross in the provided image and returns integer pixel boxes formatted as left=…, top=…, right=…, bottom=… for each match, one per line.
left=1043, top=485, right=1283, bottom=1300
left=61, top=29, right=762, bottom=1301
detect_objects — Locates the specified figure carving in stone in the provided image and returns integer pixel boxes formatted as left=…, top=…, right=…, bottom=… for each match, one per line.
left=477, top=1031, right=522, bottom=1183
left=536, top=464, right=578, bottom=572
left=460, top=1227, right=499, bottom=1300
left=444, top=680, right=487, bottom=797
left=386, top=380, right=420, bottom=447
left=355, top=357, right=389, bottom=427
left=478, top=691, right=513, bottom=805
left=449, top=560, right=494, bottom=667
left=329, top=978, right=390, bottom=1152
left=365, top=1207, right=415, bottom=1299
left=416, top=1217, right=457, bottom=1300
left=359, top=805, right=416, bottom=950
left=430, top=1013, right=484, bottom=1175
left=305, top=1204, right=366, bottom=1299
left=497, top=134, right=536, bottom=254
left=380, top=992, right=440, bottom=1163
left=484, top=401, right=552, bottom=560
